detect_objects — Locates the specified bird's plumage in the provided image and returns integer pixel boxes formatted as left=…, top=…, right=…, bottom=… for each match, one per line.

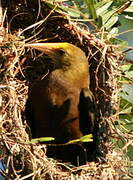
left=25, top=42, right=96, bottom=165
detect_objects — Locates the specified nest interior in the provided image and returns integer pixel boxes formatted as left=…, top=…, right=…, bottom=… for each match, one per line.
left=0, top=0, right=127, bottom=179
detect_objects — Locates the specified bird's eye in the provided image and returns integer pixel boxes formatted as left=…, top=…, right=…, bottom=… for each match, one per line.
left=58, top=49, right=66, bottom=56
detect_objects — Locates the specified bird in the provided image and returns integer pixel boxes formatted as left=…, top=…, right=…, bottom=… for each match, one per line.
left=25, top=42, right=96, bottom=166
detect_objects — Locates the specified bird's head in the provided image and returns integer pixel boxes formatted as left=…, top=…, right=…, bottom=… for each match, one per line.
left=24, top=42, right=87, bottom=70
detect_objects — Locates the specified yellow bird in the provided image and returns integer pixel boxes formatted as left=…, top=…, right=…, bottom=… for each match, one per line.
left=25, top=42, right=96, bottom=166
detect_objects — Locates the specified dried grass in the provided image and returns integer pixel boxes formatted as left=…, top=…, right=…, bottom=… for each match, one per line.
left=0, top=0, right=131, bottom=179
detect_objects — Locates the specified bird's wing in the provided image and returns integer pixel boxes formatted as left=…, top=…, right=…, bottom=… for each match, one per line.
left=79, top=88, right=97, bottom=135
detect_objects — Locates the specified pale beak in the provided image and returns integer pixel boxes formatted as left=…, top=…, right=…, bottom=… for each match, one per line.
left=24, top=43, right=59, bottom=57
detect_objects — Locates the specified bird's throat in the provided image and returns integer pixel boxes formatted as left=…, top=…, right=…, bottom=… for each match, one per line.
left=52, top=62, right=89, bottom=88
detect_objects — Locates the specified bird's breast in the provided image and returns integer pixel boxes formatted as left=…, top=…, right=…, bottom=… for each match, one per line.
left=46, top=77, right=79, bottom=106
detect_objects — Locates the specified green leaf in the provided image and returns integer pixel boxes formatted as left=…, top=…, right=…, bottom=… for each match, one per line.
left=96, top=1, right=113, bottom=16
left=120, top=96, right=133, bottom=111
left=124, top=2, right=133, bottom=12
left=125, top=71, right=133, bottom=80
left=30, top=137, right=55, bottom=143
left=103, top=15, right=119, bottom=29
left=125, top=15, right=133, bottom=20
left=120, top=64, right=133, bottom=83
left=66, top=134, right=93, bottom=145
left=66, top=139, right=80, bottom=144
left=110, top=37, right=128, bottom=47
left=79, top=134, right=93, bottom=142
left=117, top=139, right=126, bottom=148
left=119, top=116, right=133, bottom=132
left=102, top=9, right=116, bottom=25
left=84, top=0, right=97, bottom=19
left=95, top=0, right=112, bottom=9
left=122, top=85, right=133, bottom=104
left=127, top=145, right=133, bottom=161
left=107, top=27, right=119, bottom=39
left=109, top=27, right=119, bottom=35
left=120, top=64, right=133, bottom=72
left=120, top=106, right=132, bottom=114
left=119, top=76, right=133, bottom=84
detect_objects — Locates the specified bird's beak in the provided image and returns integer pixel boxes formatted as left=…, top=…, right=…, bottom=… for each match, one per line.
left=24, top=43, right=64, bottom=58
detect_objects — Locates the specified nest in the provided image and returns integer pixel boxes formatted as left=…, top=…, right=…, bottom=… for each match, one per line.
left=0, top=0, right=130, bottom=179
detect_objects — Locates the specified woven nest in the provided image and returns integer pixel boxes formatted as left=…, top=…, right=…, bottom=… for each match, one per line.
left=0, top=0, right=129, bottom=179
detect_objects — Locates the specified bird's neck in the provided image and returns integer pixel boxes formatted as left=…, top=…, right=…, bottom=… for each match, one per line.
left=51, top=62, right=89, bottom=88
